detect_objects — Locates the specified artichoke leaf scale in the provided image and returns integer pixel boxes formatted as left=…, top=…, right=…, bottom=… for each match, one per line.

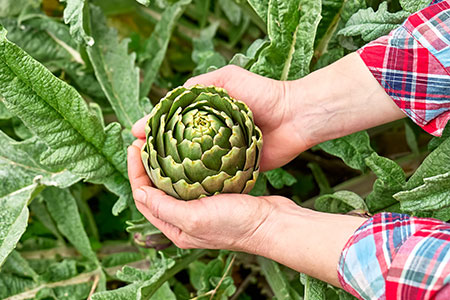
left=166, top=107, right=182, bottom=132
left=177, top=139, right=202, bottom=161
left=230, top=125, right=246, bottom=148
left=173, top=179, right=208, bottom=200
left=164, top=131, right=181, bottom=162
left=201, top=145, right=229, bottom=170
left=222, top=168, right=254, bottom=193
left=193, top=135, right=214, bottom=152
left=201, top=172, right=232, bottom=194
left=220, top=146, right=246, bottom=175
left=174, top=119, right=185, bottom=143
left=167, top=90, right=196, bottom=120
left=158, top=155, right=191, bottom=183
left=182, top=157, right=218, bottom=183
left=213, top=127, right=232, bottom=149
left=243, top=136, right=258, bottom=171
left=149, top=166, right=180, bottom=198
left=242, top=171, right=259, bottom=194
left=155, top=113, right=167, bottom=157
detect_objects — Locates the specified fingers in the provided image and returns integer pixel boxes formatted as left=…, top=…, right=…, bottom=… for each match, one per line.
left=127, top=139, right=151, bottom=191
left=131, top=115, right=150, bottom=139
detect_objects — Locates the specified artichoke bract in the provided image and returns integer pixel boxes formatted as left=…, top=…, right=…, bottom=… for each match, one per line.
left=141, top=85, right=263, bottom=200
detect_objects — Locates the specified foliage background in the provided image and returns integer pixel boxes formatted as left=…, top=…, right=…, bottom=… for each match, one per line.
left=0, top=0, right=449, bottom=299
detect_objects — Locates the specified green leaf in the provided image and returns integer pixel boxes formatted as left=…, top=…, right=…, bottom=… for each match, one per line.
left=0, top=98, right=12, bottom=119
left=219, top=0, right=242, bottom=26
left=338, top=2, right=409, bottom=41
left=140, top=0, right=191, bottom=98
left=400, top=0, right=431, bottom=13
left=308, top=162, right=333, bottom=195
left=192, top=22, right=227, bottom=76
left=315, top=190, right=367, bottom=213
left=407, top=136, right=450, bottom=189
left=0, top=27, right=133, bottom=214
left=59, top=0, right=94, bottom=45
left=364, top=152, right=406, bottom=212
left=250, top=0, right=322, bottom=80
left=86, top=5, right=143, bottom=129
left=136, top=0, right=151, bottom=6
left=229, top=38, right=268, bottom=69
left=300, top=274, right=326, bottom=300
left=41, top=187, right=99, bottom=263
left=2, top=250, right=40, bottom=282
left=0, top=132, right=80, bottom=198
left=30, top=198, right=64, bottom=241
left=405, top=120, right=420, bottom=155
left=395, top=172, right=450, bottom=212
left=0, top=183, right=38, bottom=267
left=92, top=283, right=140, bottom=300
left=318, top=131, right=374, bottom=171
left=265, top=168, right=297, bottom=189
left=257, top=256, right=302, bottom=300
left=0, top=0, right=30, bottom=17
left=428, top=122, right=450, bottom=151
left=247, top=0, right=269, bottom=22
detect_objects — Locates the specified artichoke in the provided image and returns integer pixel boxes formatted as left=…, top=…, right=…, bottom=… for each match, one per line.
left=141, top=85, right=263, bottom=200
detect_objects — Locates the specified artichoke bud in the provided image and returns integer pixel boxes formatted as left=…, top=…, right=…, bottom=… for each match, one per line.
left=133, top=233, right=172, bottom=250
left=141, top=85, right=263, bottom=200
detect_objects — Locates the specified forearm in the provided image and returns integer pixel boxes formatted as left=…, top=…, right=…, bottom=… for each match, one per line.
left=246, top=201, right=366, bottom=287
left=287, top=52, right=405, bottom=148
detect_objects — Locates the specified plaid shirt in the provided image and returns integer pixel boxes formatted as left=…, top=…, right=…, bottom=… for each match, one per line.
left=338, top=1, right=450, bottom=299
left=357, top=0, right=450, bottom=136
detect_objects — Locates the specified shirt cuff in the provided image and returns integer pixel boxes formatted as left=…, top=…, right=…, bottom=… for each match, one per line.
left=337, top=212, right=450, bottom=299
left=357, top=0, right=450, bottom=136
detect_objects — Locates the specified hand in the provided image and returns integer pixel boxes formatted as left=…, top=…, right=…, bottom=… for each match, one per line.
left=132, top=65, right=312, bottom=171
left=127, top=139, right=293, bottom=252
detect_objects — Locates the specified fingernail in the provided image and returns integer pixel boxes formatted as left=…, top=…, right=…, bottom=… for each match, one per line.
left=134, top=189, right=147, bottom=204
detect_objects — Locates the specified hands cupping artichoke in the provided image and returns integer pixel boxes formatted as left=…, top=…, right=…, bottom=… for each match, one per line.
left=141, top=85, right=263, bottom=200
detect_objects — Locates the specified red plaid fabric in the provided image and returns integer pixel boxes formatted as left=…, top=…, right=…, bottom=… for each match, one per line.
left=358, top=0, right=450, bottom=136
left=338, top=213, right=450, bottom=300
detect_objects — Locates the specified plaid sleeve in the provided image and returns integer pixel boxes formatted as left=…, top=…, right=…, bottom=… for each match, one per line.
left=357, top=0, right=450, bottom=136
left=337, top=213, right=450, bottom=299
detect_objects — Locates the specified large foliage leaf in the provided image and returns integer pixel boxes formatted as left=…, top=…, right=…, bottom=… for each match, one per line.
left=0, top=26, right=132, bottom=214
left=400, top=0, right=431, bottom=13
left=139, top=0, right=191, bottom=98
left=318, top=131, right=374, bottom=171
left=315, top=190, right=367, bottom=213
left=247, top=0, right=269, bottom=23
left=41, top=188, right=98, bottom=263
left=0, top=184, right=38, bottom=267
left=338, top=2, right=409, bottom=41
left=250, top=0, right=322, bottom=80
left=86, top=5, right=143, bottom=129
left=192, top=22, right=227, bottom=75
left=60, top=0, right=93, bottom=45
left=395, top=172, right=450, bottom=212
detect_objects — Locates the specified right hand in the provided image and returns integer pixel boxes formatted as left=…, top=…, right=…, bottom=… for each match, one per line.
left=132, top=65, right=312, bottom=171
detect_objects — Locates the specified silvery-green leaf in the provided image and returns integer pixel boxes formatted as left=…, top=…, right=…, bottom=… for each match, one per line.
left=247, top=0, right=269, bottom=22
left=395, top=172, right=450, bottom=212
left=338, top=2, right=409, bottom=41
left=59, top=0, right=93, bottom=45
left=0, top=183, right=38, bottom=267
left=400, top=0, right=431, bottom=13
left=315, top=190, right=367, bottom=213
left=87, top=5, right=143, bottom=129
left=250, top=0, right=321, bottom=80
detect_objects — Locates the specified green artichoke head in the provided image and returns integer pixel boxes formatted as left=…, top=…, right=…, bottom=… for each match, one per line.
left=141, top=85, right=263, bottom=200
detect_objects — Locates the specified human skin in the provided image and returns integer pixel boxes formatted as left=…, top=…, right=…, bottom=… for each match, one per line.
left=127, top=52, right=406, bottom=287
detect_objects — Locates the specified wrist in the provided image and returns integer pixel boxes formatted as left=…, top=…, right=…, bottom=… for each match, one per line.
left=287, top=52, right=405, bottom=147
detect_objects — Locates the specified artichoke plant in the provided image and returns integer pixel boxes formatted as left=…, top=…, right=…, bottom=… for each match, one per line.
left=141, top=85, right=263, bottom=200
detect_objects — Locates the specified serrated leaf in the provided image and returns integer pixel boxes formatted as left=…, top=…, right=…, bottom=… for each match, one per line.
left=101, top=252, right=144, bottom=268
left=300, top=273, right=326, bottom=300
left=407, top=136, right=450, bottom=189
left=86, top=5, right=143, bottom=129
left=338, top=2, right=409, bottom=41
left=395, top=172, right=450, bottom=212
left=315, top=190, right=367, bottom=213
left=2, top=250, right=40, bottom=282
left=0, top=132, right=80, bottom=197
left=265, top=168, right=297, bottom=189
left=250, top=0, right=321, bottom=80
left=0, top=27, right=133, bottom=213
left=247, top=0, right=269, bottom=22
left=0, top=184, right=37, bottom=267
left=60, top=0, right=93, bottom=45
left=42, top=187, right=98, bottom=263
left=400, top=0, right=430, bottom=13
left=257, top=256, right=302, bottom=300
left=140, top=0, right=190, bottom=98
left=364, top=153, right=406, bottom=212
left=318, top=131, right=374, bottom=171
